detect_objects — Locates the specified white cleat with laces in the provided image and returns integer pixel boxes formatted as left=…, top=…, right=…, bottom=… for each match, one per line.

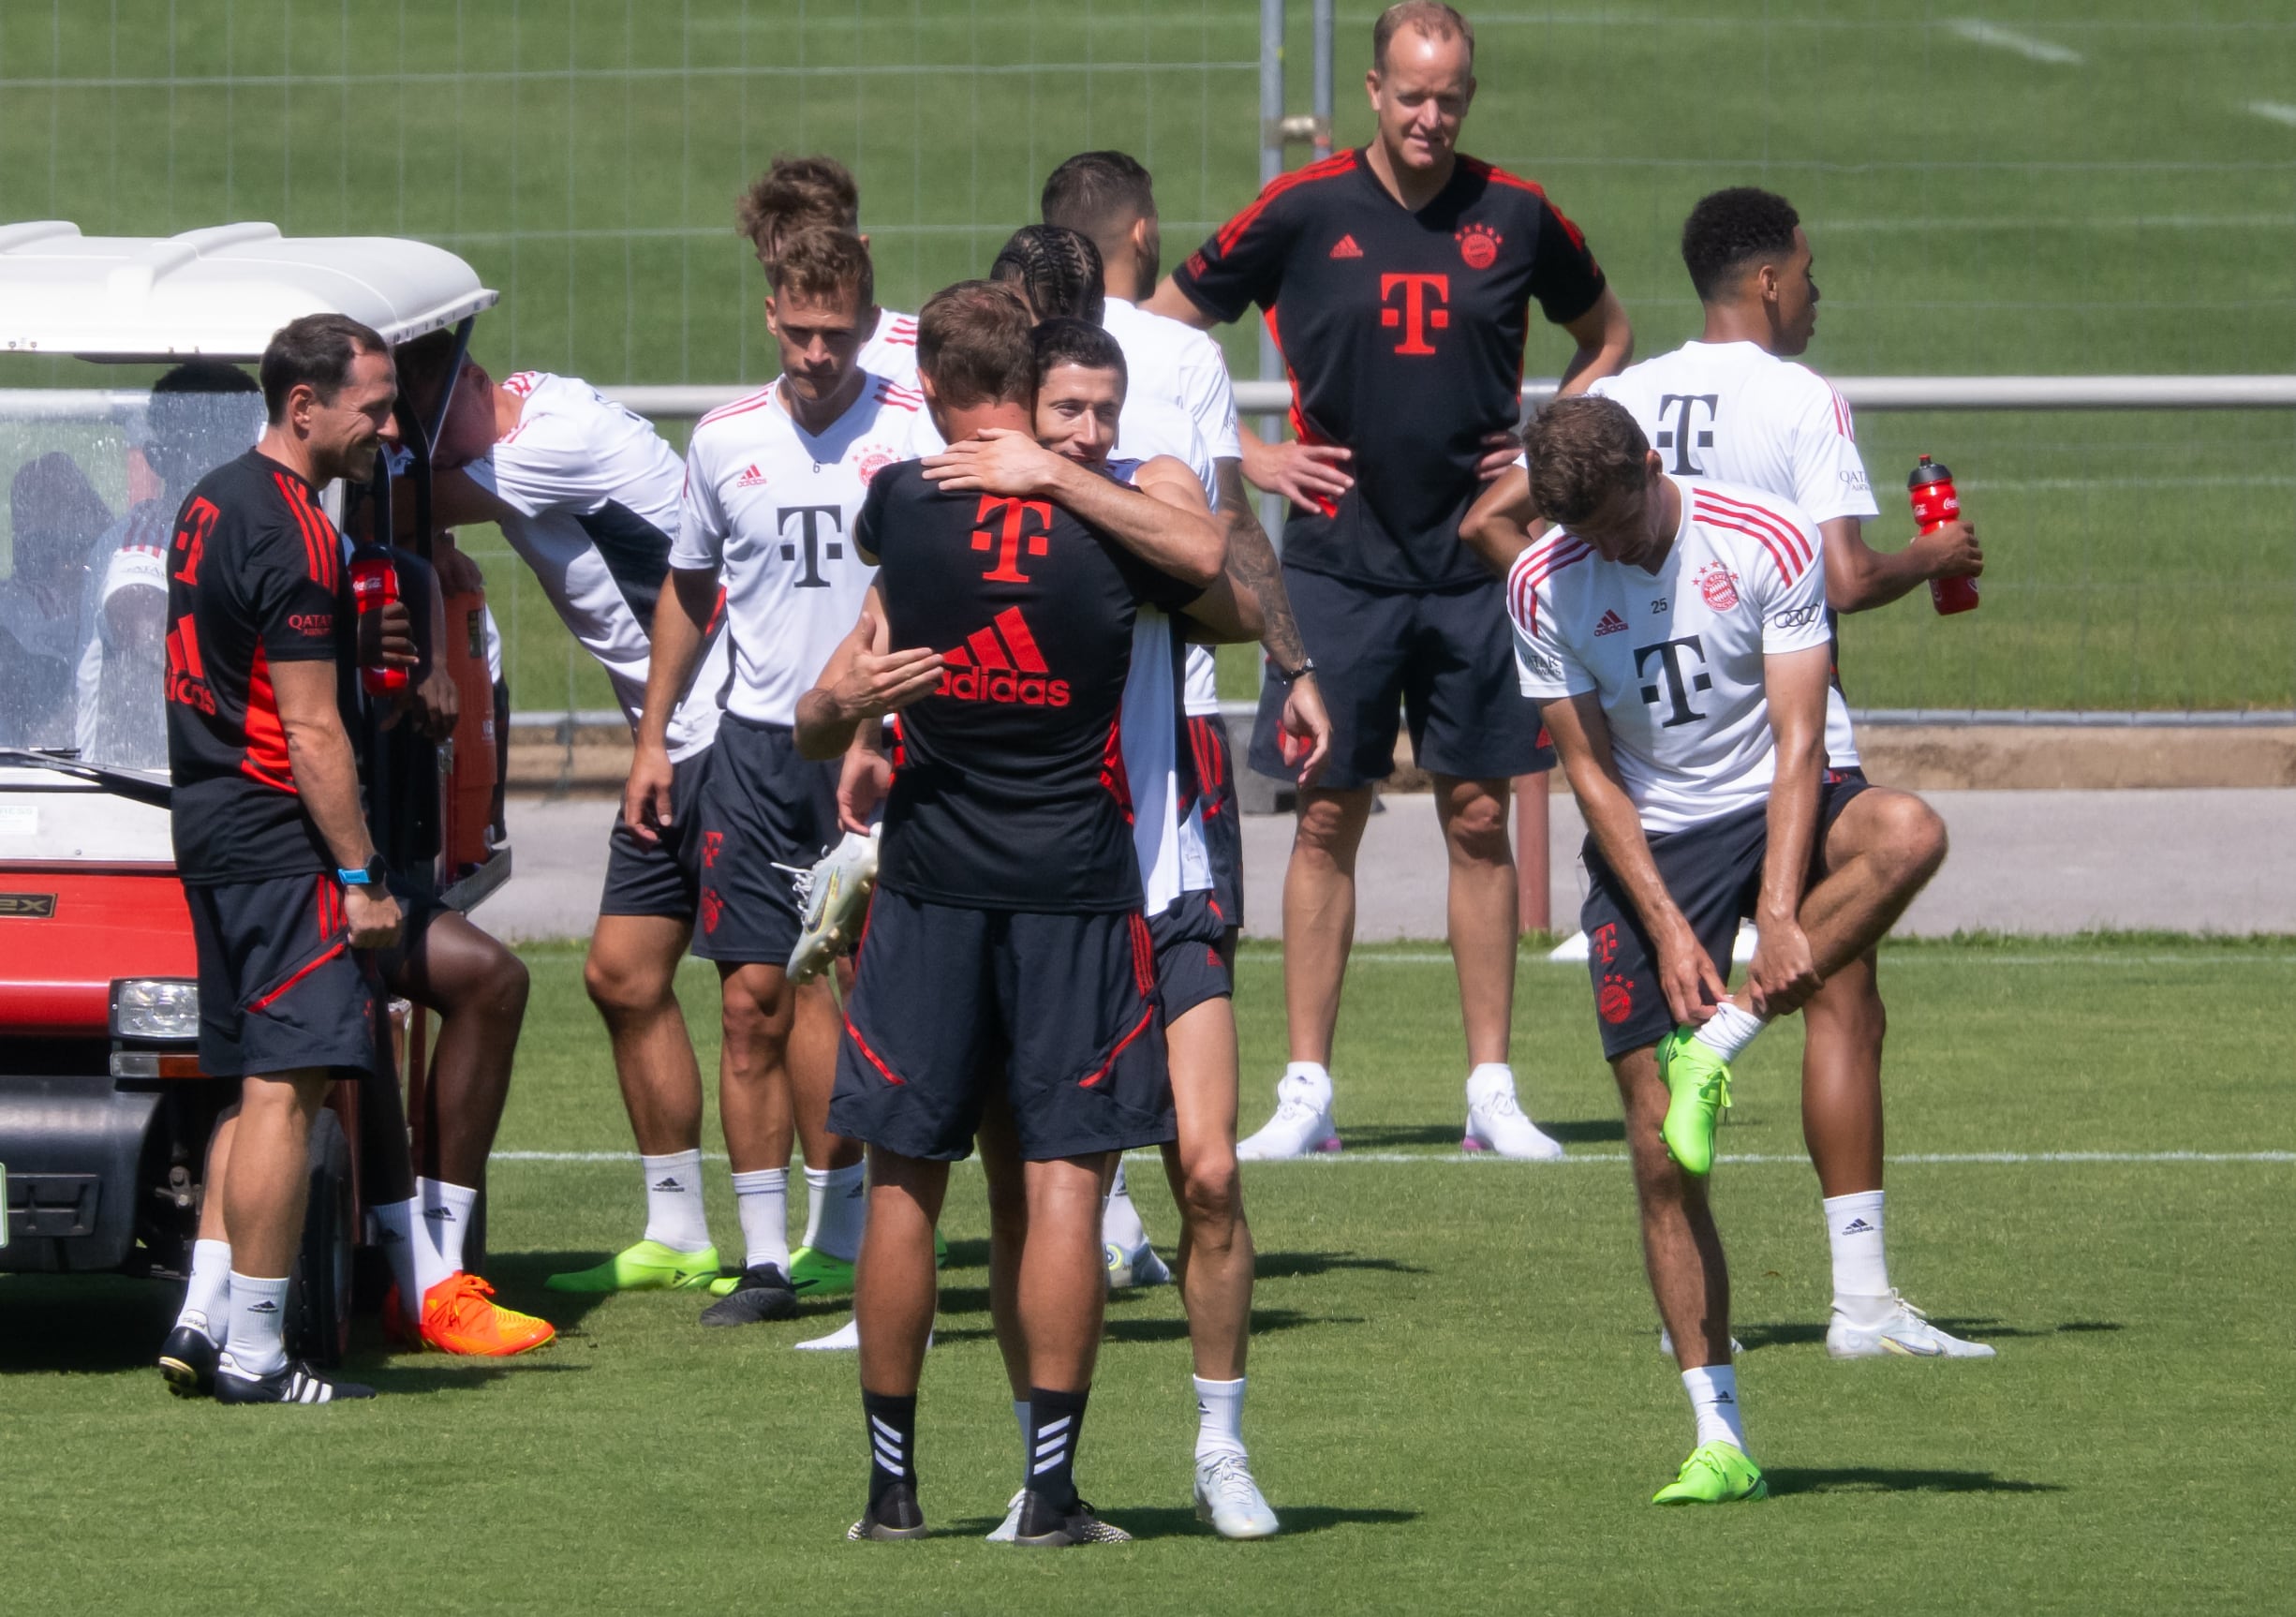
left=1236, top=1072, right=1340, bottom=1162
left=1827, top=1292, right=1997, bottom=1359
left=1193, top=1452, right=1281, bottom=1539
left=1460, top=1068, right=1565, bottom=1160
left=785, top=826, right=879, bottom=984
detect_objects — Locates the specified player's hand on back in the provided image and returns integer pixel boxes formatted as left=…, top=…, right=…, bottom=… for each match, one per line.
left=1278, top=674, right=1333, bottom=787
left=1242, top=436, right=1354, bottom=508
left=921, top=429, right=1067, bottom=498
left=1910, top=517, right=1982, bottom=580
left=344, top=886, right=403, bottom=951
left=1746, top=915, right=1823, bottom=1018
left=622, top=742, right=677, bottom=848
left=1655, top=921, right=1731, bottom=1029
left=828, top=610, right=945, bottom=724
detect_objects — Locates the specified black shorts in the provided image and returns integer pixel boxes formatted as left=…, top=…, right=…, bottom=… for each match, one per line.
left=692, top=714, right=840, bottom=966
left=1150, top=888, right=1232, bottom=1023
left=599, top=746, right=713, bottom=921
left=1188, top=713, right=1245, bottom=931
left=185, top=871, right=381, bottom=1079
left=830, top=888, right=1175, bottom=1163
left=1249, top=566, right=1555, bottom=792
left=367, top=871, right=452, bottom=986
left=1579, top=774, right=1871, bottom=1061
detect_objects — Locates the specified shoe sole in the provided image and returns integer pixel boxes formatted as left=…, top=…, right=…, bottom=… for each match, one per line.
left=1194, top=1499, right=1281, bottom=1539
left=423, top=1328, right=557, bottom=1357
left=1459, top=1134, right=1564, bottom=1160
left=545, top=1268, right=718, bottom=1294
left=849, top=1521, right=928, bottom=1541
left=156, top=1357, right=209, bottom=1399
left=1652, top=1479, right=1768, bottom=1506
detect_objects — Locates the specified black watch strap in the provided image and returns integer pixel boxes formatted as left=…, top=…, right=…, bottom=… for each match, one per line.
left=1275, top=657, right=1317, bottom=684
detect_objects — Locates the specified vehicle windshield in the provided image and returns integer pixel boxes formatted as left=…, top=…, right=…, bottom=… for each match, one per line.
left=1, top=389, right=264, bottom=773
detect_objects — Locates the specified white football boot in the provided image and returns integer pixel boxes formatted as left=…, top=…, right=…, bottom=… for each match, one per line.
left=1460, top=1068, right=1564, bottom=1160
left=1236, top=1072, right=1340, bottom=1161
left=986, top=1489, right=1027, bottom=1543
left=1193, top=1453, right=1281, bottom=1539
left=1827, top=1292, right=1997, bottom=1359
left=785, top=826, right=879, bottom=983
left=1105, top=1239, right=1172, bottom=1290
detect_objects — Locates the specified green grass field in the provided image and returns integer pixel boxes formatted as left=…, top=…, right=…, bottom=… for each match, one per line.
left=3, top=2, right=2293, bottom=713
left=2, top=935, right=2289, bottom=1613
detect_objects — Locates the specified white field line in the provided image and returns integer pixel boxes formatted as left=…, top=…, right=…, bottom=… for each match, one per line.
left=1948, top=21, right=2084, bottom=65
left=2246, top=101, right=2296, bottom=128
left=492, top=1149, right=2292, bottom=1166
left=1825, top=214, right=2295, bottom=232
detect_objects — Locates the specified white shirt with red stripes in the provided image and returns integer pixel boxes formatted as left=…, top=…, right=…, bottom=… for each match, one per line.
left=673, top=369, right=939, bottom=727
left=859, top=309, right=921, bottom=392
left=1508, top=476, right=1832, bottom=835
left=1587, top=340, right=1879, bottom=770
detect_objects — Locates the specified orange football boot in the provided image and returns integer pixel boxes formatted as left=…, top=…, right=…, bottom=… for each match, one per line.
left=418, top=1272, right=556, bottom=1357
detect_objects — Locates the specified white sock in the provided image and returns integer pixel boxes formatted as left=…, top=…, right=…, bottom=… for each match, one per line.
left=801, top=1163, right=867, bottom=1262
left=1825, top=1190, right=1892, bottom=1319
left=174, top=1238, right=232, bottom=1342
left=1681, top=1363, right=1748, bottom=1452
left=1465, top=1061, right=1514, bottom=1095
left=1692, top=1001, right=1768, bottom=1062
left=371, top=1198, right=422, bottom=1320
left=732, top=1167, right=791, bottom=1274
left=1193, top=1374, right=1248, bottom=1462
left=1281, top=1061, right=1332, bottom=1106
left=1101, top=1161, right=1148, bottom=1254
left=641, top=1149, right=713, bottom=1253
left=221, top=1271, right=290, bottom=1378
left=417, top=1178, right=477, bottom=1287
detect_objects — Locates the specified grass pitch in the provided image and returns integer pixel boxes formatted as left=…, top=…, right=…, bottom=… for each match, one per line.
left=2, top=934, right=2290, bottom=1613
left=3, top=2, right=2293, bottom=714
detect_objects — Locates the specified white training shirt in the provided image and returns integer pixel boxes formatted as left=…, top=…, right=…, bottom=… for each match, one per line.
left=1104, top=295, right=1241, bottom=719
left=673, top=371, right=938, bottom=727
left=466, top=370, right=728, bottom=761
left=1588, top=341, right=1878, bottom=770
left=1508, top=476, right=1833, bottom=835
left=1106, top=456, right=1213, bottom=910
left=859, top=308, right=921, bottom=392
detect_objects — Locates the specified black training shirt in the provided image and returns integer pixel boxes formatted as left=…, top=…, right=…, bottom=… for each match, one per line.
left=856, top=461, right=1202, bottom=913
left=1176, top=148, right=1606, bottom=591
left=164, top=449, right=357, bottom=885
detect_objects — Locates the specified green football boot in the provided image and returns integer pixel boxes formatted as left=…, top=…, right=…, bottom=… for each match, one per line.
left=1656, top=1027, right=1733, bottom=1177
left=1652, top=1441, right=1767, bottom=1505
left=545, top=1239, right=722, bottom=1294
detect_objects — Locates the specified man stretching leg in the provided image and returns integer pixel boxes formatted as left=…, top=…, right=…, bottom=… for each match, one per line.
left=1507, top=397, right=1949, bottom=1501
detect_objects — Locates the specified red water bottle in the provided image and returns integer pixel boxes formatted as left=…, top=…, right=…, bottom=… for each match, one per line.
left=1909, top=455, right=1978, bottom=616
left=349, top=543, right=410, bottom=695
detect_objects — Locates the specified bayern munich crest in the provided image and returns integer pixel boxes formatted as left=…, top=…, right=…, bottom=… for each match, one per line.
left=1456, top=222, right=1502, bottom=270
left=1696, top=562, right=1741, bottom=611
left=855, top=449, right=896, bottom=485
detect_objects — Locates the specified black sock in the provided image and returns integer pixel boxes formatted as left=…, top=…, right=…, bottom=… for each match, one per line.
left=863, top=1389, right=916, bottom=1512
left=1026, top=1386, right=1089, bottom=1510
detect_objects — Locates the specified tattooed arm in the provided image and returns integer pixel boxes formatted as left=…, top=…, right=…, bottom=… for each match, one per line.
left=1216, top=456, right=1330, bottom=786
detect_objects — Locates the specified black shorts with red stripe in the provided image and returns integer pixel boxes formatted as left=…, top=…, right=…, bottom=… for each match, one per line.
left=1187, top=713, right=1245, bottom=931
left=828, top=888, right=1176, bottom=1163
left=1150, top=888, right=1232, bottom=1023
left=185, top=870, right=382, bottom=1079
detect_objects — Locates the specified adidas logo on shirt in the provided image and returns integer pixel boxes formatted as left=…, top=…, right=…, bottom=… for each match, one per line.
left=938, top=607, right=1070, bottom=707
left=1594, top=608, right=1629, bottom=636
left=734, top=463, right=768, bottom=488
left=1328, top=234, right=1364, bottom=260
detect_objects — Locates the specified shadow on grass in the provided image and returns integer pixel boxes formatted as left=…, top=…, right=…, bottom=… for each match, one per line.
left=1765, top=1467, right=2064, bottom=1497
left=1738, top=1318, right=2123, bottom=1352
left=932, top=1308, right=1364, bottom=1349
left=0, top=1275, right=174, bottom=1373
left=1252, top=1250, right=1429, bottom=1281
left=360, top=1358, right=591, bottom=1396
left=939, top=1504, right=1417, bottom=1540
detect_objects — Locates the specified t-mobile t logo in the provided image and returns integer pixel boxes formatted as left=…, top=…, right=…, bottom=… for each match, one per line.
left=1636, top=635, right=1712, bottom=728
left=1654, top=393, right=1719, bottom=475
left=1379, top=273, right=1451, bottom=355
left=971, top=496, right=1055, bottom=583
left=778, top=505, right=845, bottom=587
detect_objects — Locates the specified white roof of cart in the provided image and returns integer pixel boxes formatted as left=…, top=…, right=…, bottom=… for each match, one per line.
left=0, top=222, right=496, bottom=362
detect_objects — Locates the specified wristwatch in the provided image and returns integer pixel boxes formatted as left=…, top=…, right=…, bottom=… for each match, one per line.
left=1273, top=657, right=1317, bottom=685
left=337, top=855, right=389, bottom=888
